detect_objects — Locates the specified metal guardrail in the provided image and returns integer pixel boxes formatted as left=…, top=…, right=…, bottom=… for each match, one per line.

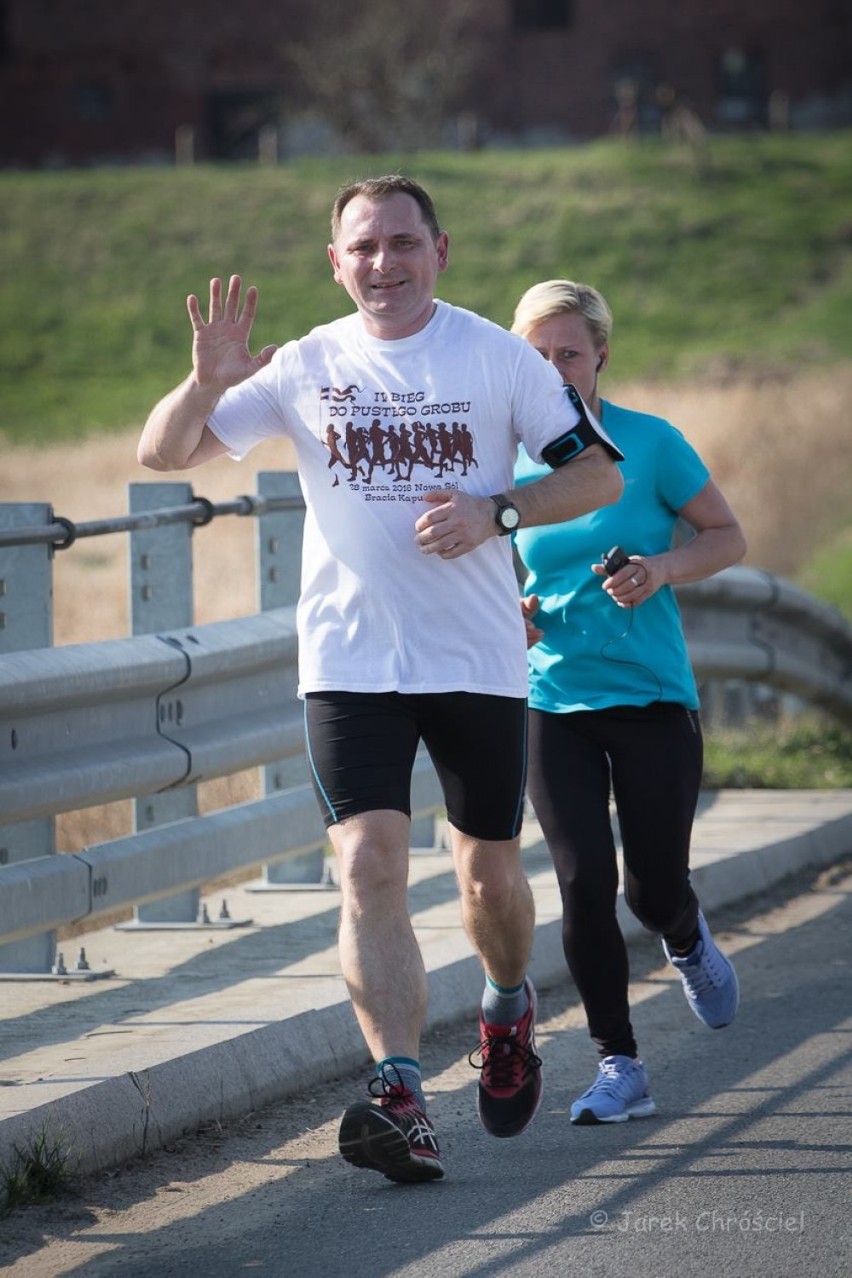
left=679, top=567, right=852, bottom=725
left=0, top=611, right=303, bottom=823
left=0, top=491, right=304, bottom=552
left=1, top=482, right=851, bottom=971
left=0, top=756, right=444, bottom=951
left=0, top=478, right=447, bottom=973
left=3, top=568, right=845, bottom=831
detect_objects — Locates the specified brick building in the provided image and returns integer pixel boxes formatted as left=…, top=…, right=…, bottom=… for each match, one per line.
left=1, top=0, right=849, bottom=167
left=475, top=0, right=852, bottom=142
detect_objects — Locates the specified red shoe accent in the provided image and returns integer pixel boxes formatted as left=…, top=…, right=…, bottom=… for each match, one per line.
left=470, top=979, right=543, bottom=1138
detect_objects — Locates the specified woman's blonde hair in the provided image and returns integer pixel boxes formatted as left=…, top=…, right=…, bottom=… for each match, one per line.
left=511, top=279, right=613, bottom=349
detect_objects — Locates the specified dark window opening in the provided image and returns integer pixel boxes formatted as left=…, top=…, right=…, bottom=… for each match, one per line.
left=207, top=90, right=280, bottom=160
left=72, top=81, right=114, bottom=123
left=716, top=47, right=766, bottom=125
left=0, top=1, right=9, bottom=62
left=610, top=54, right=659, bottom=134
left=511, top=0, right=572, bottom=32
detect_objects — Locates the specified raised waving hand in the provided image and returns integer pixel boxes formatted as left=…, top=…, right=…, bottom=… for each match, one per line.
left=187, top=275, right=278, bottom=394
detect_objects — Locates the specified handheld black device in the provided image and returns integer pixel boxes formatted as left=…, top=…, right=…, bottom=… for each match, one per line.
left=598, top=544, right=663, bottom=699
left=602, top=545, right=630, bottom=575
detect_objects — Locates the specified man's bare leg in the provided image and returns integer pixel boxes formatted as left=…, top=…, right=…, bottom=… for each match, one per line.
left=451, top=827, right=542, bottom=1139
left=331, top=808, right=426, bottom=1061
left=450, top=829, right=535, bottom=986
left=333, top=809, right=443, bottom=1182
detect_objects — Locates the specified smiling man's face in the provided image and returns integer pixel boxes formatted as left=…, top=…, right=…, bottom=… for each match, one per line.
left=328, top=191, right=449, bottom=340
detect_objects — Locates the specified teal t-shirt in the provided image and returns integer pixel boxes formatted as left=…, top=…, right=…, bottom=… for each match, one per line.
left=514, top=400, right=708, bottom=712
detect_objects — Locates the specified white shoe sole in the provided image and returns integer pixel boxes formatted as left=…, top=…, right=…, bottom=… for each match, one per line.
left=571, top=1095, right=657, bottom=1125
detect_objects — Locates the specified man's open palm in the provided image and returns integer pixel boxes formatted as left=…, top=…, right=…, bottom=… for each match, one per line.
left=187, top=274, right=277, bottom=394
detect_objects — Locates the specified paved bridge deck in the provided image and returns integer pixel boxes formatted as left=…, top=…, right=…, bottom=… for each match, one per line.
left=1, top=789, right=850, bottom=1176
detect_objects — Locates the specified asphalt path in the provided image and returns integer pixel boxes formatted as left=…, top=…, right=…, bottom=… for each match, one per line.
left=2, top=857, right=850, bottom=1278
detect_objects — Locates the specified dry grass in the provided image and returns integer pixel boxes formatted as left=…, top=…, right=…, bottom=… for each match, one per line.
left=4, top=367, right=851, bottom=858
left=2, top=430, right=297, bottom=863
left=1, top=430, right=297, bottom=643
left=620, top=367, right=852, bottom=577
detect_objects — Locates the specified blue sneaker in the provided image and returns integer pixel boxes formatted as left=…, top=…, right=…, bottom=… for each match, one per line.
left=570, top=1055, right=656, bottom=1125
left=663, top=911, right=739, bottom=1029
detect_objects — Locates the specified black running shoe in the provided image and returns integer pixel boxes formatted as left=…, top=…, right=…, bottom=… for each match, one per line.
left=469, top=978, right=543, bottom=1138
left=338, top=1069, right=444, bottom=1183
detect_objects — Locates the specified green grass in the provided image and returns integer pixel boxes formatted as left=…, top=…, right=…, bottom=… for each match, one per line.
left=703, top=719, right=852, bottom=789
left=0, top=1128, right=74, bottom=1216
left=2, top=132, right=852, bottom=442
left=1, top=139, right=848, bottom=791
left=798, top=528, right=852, bottom=616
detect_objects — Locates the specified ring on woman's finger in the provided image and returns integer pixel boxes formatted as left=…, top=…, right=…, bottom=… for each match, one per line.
left=630, top=574, right=639, bottom=586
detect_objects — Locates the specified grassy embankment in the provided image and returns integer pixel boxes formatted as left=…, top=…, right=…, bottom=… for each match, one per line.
left=1, top=133, right=851, bottom=807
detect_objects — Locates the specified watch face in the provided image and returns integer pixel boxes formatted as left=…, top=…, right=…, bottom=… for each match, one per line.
left=500, top=505, right=521, bottom=530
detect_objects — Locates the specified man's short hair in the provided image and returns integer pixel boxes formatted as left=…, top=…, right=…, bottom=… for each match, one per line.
left=331, top=174, right=442, bottom=244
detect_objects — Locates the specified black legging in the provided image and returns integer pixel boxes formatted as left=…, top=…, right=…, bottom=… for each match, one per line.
left=526, top=702, right=703, bottom=1060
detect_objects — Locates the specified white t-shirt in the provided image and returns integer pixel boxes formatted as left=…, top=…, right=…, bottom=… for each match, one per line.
left=208, top=300, right=604, bottom=698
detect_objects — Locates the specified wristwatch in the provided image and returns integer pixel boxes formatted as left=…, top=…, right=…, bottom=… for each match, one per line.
left=490, top=493, right=521, bottom=536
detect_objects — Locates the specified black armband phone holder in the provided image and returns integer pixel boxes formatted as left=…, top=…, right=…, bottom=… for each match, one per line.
left=541, top=384, right=623, bottom=468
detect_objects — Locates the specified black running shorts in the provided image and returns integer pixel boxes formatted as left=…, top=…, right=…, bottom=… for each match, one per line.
left=304, top=690, right=528, bottom=842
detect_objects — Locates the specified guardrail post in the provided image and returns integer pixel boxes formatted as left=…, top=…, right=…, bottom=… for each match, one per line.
left=0, top=503, right=58, bottom=973
left=249, top=471, right=325, bottom=887
left=119, top=482, right=202, bottom=927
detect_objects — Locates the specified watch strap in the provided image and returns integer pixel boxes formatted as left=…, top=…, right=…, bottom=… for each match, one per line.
left=490, top=493, right=520, bottom=535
